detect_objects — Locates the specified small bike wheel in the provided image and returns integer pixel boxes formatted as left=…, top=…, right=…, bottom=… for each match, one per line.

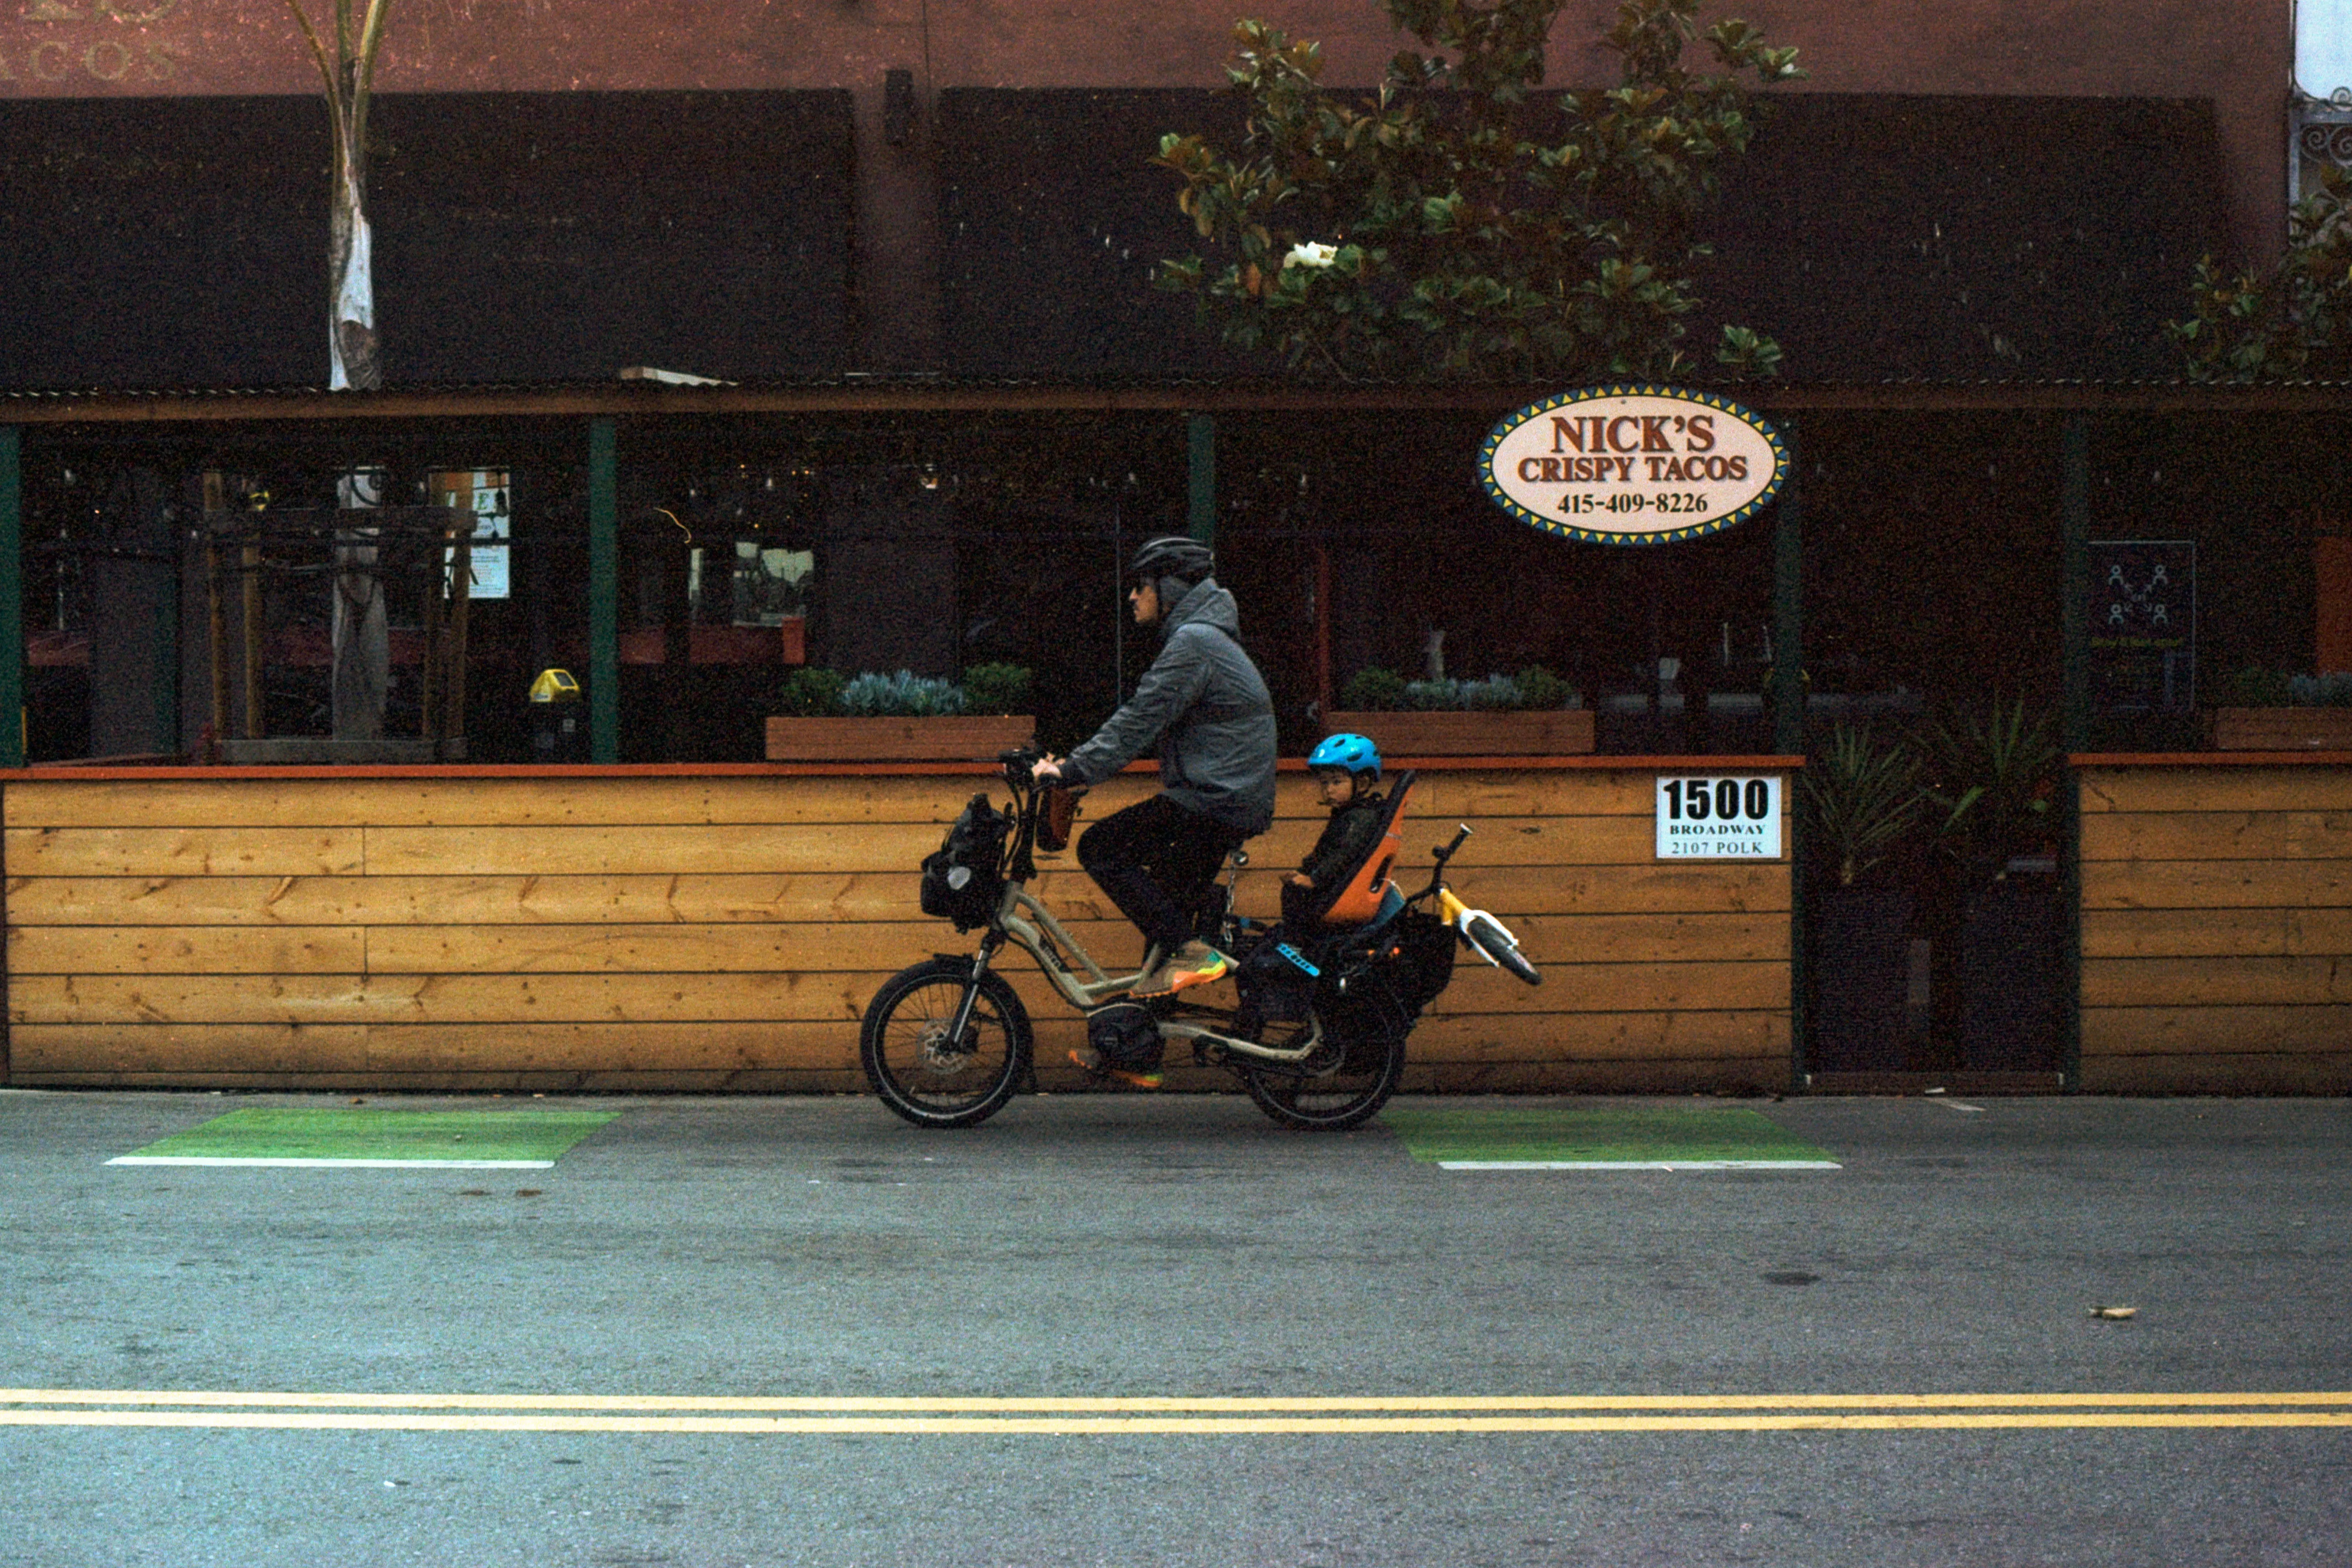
left=860, top=958, right=1031, bottom=1129
left=1241, top=985, right=1408, bottom=1132
left=1463, top=912, right=1542, bottom=986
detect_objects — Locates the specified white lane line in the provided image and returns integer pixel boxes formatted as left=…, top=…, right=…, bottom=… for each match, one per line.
left=106, top=1157, right=555, bottom=1169
left=3, top=1409, right=2349, bottom=1435
left=12, top=1389, right=2352, bottom=1413
left=1436, top=1160, right=1841, bottom=1171
left=1934, top=1100, right=1987, bottom=1114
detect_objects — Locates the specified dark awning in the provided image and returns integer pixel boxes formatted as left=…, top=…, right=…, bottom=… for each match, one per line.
left=0, top=90, right=855, bottom=392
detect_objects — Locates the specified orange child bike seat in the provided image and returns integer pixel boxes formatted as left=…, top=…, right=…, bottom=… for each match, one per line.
left=1319, top=772, right=1414, bottom=927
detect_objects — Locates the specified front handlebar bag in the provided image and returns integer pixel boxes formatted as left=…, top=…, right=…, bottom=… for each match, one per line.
left=919, top=792, right=1010, bottom=931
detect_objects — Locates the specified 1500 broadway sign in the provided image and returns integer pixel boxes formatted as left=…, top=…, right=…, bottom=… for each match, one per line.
left=1479, top=386, right=1786, bottom=545
left=1655, top=774, right=1783, bottom=860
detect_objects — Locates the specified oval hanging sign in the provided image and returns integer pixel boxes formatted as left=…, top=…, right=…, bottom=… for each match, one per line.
left=1478, top=385, right=1786, bottom=545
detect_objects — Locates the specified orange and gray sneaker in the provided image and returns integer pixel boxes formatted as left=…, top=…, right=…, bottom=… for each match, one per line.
left=1133, top=939, right=1232, bottom=999
left=1068, top=1047, right=1163, bottom=1090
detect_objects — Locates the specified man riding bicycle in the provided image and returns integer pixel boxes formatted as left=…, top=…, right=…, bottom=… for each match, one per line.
left=1033, top=536, right=1277, bottom=997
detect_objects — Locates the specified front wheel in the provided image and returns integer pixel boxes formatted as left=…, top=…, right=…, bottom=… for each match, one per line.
left=1240, top=985, right=1408, bottom=1132
left=860, top=958, right=1031, bottom=1128
left=1462, top=912, right=1542, bottom=986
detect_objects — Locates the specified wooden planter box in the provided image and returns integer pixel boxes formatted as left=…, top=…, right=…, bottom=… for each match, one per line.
left=1324, top=708, right=1595, bottom=756
left=2210, top=707, right=2352, bottom=751
left=765, top=714, right=1034, bottom=763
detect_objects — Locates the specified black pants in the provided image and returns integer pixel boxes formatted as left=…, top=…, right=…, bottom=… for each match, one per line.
left=1077, top=793, right=1247, bottom=956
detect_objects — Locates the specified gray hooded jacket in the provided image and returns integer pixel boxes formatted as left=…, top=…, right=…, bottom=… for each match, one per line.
left=1064, top=578, right=1277, bottom=836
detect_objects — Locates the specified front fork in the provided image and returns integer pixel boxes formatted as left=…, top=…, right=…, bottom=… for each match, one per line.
left=944, top=933, right=1004, bottom=1047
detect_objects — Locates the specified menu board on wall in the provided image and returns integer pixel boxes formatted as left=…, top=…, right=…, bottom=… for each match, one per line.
left=2089, top=540, right=2196, bottom=715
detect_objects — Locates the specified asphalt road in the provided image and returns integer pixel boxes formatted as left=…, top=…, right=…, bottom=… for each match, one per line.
left=4, top=1087, right=2349, bottom=1567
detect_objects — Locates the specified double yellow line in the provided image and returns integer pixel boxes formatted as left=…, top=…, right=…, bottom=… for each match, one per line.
left=5, top=1390, right=2351, bottom=1435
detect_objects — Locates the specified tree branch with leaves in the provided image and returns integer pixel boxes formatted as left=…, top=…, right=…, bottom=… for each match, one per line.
left=2170, top=163, right=2352, bottom=383
left=282, top=0, right=394, bottom=390
left=1154, top=0, right=1802, bottom=383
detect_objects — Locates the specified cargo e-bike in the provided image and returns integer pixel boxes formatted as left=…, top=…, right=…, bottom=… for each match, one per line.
left=859, top=750, right=1541, bottom=1131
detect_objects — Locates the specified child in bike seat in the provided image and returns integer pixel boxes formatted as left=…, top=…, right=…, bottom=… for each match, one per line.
left=1282, top=732, right=1388, bottom=929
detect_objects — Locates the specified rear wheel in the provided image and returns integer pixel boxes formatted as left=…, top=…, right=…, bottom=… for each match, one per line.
left=1241, top=984, right=1408, bottom=1131
left=860, top=958, right=1031, bottom=1128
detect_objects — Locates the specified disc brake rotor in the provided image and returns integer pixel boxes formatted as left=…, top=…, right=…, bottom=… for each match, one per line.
left=917, top=1016, right=979, bottom=1073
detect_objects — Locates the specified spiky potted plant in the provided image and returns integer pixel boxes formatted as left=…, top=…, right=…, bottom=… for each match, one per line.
left=1923, top=696, right=2065, bottom=1072
left=1801, top=723, right=1927, bottom=1072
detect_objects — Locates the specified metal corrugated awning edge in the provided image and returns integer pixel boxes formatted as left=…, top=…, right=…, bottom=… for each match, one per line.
left=5, top=374, right=2352, bottom=425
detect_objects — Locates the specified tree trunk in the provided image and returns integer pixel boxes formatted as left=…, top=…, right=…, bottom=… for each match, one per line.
left=332, top=468, right=389, bottom=741
left=326, top=116, right=381, bottom=391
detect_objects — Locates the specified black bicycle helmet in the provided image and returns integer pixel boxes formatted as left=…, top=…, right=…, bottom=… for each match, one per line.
left=1129, top=535, right=1215, bottom=584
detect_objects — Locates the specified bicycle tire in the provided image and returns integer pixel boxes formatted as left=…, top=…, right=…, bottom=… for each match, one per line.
left=1462, top=912, right=1542, bottom=986
left=860, top=958, right=1031, bottom=1129
left=1241, top=984, right=1408, bottom=1132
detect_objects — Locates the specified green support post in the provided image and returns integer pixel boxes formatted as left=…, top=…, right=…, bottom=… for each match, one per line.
left=1187, top=413, right=1215, bottom=546
left=588, top=418, right=619, bottom=765
left=2059, top=414, right=2090, bottom=1092
left=1771, top=423, right=1804, bottom=755
left=0, top=427, right=21, bottom=769
left=1770, top=423, right=1805, bottom=1086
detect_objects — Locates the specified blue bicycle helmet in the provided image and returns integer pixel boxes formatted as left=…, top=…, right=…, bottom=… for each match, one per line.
left=1307, top=731, right=1382, bottom=782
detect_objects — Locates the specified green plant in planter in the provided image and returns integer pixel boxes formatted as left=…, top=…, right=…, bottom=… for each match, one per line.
left=1924, top=696, right=2061, bottom=882
left=1408, top=674, right=1520, bottom=710
left=1800, top=723, right=1926, bottom=888
left=1341, top=666, right=1411, bottom=711
left=839, top=670, right=968, bottom=718
left=1516, top=665, right=1580, bottom=710
left=2288, top=672, right=2352, bottom=707
left=776, top=667, right=847, bottom=717
left=2221, top=665, right=2296, bottom=707
left=960, top=662, right=1034, bottom=716
left=1342, top=664, right=1580, bottom=711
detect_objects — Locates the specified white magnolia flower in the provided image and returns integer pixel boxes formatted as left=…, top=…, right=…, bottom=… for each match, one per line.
left=1284, top=241, right=1339, bottom=269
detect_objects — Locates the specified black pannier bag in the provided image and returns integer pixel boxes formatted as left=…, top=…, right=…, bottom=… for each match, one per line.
left=1376, top=907, right=1458, bottom=1019
left=1233, top=928, right=1323, bottom=1030
left=919, top=792, right=1010, bottom=931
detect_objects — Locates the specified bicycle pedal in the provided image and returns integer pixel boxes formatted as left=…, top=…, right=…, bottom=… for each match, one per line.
left=1066, top=1048, right=1163, bottom=1090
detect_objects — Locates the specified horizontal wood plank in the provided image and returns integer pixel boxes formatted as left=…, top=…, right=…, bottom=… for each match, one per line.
left=2080, top=811, right=2352, bottom=863
left=11, top=948, right=1788, bottom=1026
left=1, top=861, right=1789, bottom=927
left=9, top=912, right=1778, bottom=973
left=5, top=827, right=366, bottom=878
left=2079, top=768, right=2352, bottom=816
left=6, top=926, right=365, bottom=976
left=2078, top=1051, right=2352, bottom=1094
left=2081, top=1003, right=2352, bottom=1056
left=2080, top=906, right=2352, bottom=959
left=2082, top=859, right=2352, bottom=911
left=2082, top=955, right=2352, bottom=1008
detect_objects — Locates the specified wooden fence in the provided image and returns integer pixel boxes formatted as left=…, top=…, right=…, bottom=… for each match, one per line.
left=2079, top=760, right=2352, bottom=1093
left=0, top=763, right=1792, bottom=1093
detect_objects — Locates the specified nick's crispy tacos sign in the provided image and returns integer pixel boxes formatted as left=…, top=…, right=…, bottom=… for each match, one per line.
left=1479, top=386, right=1786, bottom=545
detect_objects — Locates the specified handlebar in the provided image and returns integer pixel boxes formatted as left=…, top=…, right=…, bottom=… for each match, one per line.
left=1412, top=823, right=1473, bottom=905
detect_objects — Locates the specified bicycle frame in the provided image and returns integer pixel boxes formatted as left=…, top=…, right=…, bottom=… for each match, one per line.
left=952, top=761, right=1327, bottom=1069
